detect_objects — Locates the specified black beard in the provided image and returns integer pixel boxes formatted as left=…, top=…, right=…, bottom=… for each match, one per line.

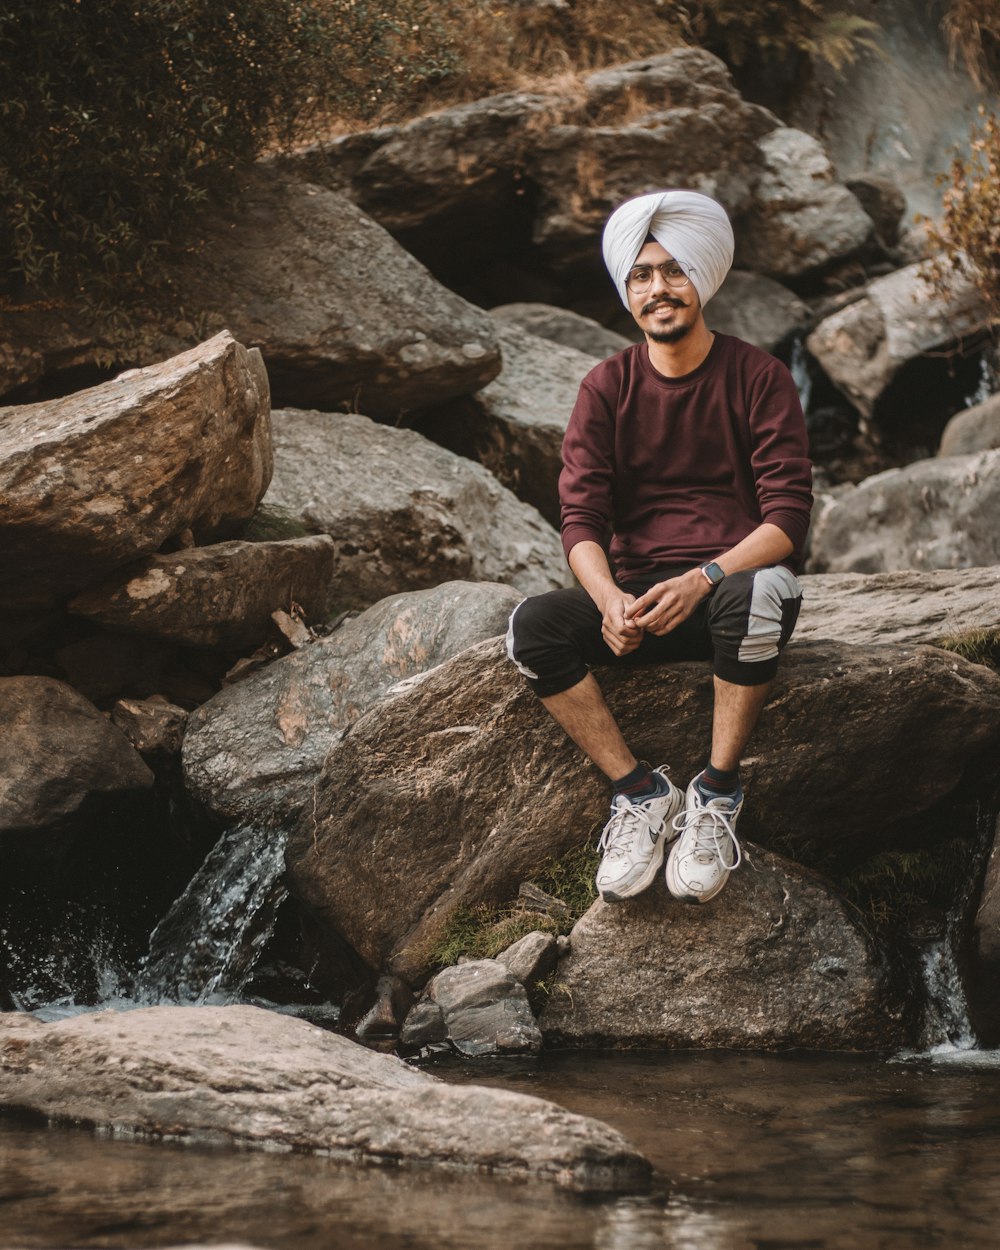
left=647, top=321, right=693, bottom=344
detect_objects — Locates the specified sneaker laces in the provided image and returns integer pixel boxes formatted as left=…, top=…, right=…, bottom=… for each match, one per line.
left=598, top=795, right=662, bottom=860
left=671, top=794, right=742, bottom=869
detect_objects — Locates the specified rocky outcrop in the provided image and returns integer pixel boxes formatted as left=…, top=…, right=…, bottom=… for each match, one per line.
left=69, top=536, right=337, bottom=651
left=970, top=815, right=1000, bottom=1045
left=0, top=177, right=501, bottom=417
left=796, top=568, right=1000, bottom=647
left=805, top=263, right=990, bottom=445
left=0, top=677, right=153, bottom=845
left=490, top=304, right=632, bottom=358
left=412, top=319, right=595, bottom=527
left=939, top=393, right=1000, bottom=457
left=806, top=450, right=1000, bottom=574
left=706, top=271, right=808, bottom=352
left=736, top=128, right=873, bottom=278
left=182, top=581, right=524, bottom=830
left=540, top=846, right=905, bottom=1049
left=0, top=332, right=271, bottom=616
left=400, top=960, right=542, bottom=1056
left=264, top=408, right=570, bottom=601
left=0, top=1006, right=649, bottom=1191
left=285, top=637, right=1000, bottom=990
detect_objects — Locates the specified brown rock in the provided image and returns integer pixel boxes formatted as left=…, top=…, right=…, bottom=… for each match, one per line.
left=0, top=1005, right=650, bottom=1191
left=970, top=814, right=1000, bottom=1044
left=70, top=535, right=337, bottom=650
left=0, top=331, right=271, bottom=616
left=0, top=677, right=153, bottom=842
left=110, top=698, right=189, bottom=756
left=540, top=847, right=906, bottom=1050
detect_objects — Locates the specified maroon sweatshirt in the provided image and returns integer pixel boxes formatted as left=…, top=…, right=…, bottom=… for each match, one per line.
left=559, top=334, right=813, bottom=575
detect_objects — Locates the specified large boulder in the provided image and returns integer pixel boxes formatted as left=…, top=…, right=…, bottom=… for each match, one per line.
left=796, top=569, right=1000, bottom=647
left=0, top=332, right=271, bottom=616
left=490, top=303, right=632, bottom=359
left=412, top=319, right=595, bottom=527
left=285, top=636, right=1000, bottom=990
left=736, top=128, right=873, bottom=278
left=938, top=392, right=1000, bottom=457
left=805, top=262, right=991, bottom=452
left=69, top=536, right=337, bottom=650
left=0, top=1006, right=650, bottom=1191
left=264, top=407, right=570, bottom=601
left=706, top=271, right=809, bottom=352
left=806, top=450, right=1000, bottom=574
left=1, top=176, right=501, bottom=417
left=0, top=677, right=153, bottom=847
left=182, top=581, right=524, bottom=830
left=539, top=847, right=906, bottom=1050
left=970, top=815, right=1000, bottom=1045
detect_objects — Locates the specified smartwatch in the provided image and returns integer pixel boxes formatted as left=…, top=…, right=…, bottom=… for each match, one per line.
left=700, top=561, right=725, bottom=588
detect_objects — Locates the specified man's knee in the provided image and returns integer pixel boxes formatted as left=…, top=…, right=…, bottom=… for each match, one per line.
left=709, top=566, right=802, bottom=685
left=505, top=588, right=598, bottom=697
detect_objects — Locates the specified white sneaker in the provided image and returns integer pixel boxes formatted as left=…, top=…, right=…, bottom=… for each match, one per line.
left=665, top=774, right=744, bottom=904
left=595, top=768, right=684, bottom=902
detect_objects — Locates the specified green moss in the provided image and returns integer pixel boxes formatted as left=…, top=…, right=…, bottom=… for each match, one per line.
left=427, top=843, right=600, bottom=971
left=240, top=504, right=312, bottom=543
left=838, top=840, right=976, bottom=935
left=935, top=627, right=1000, bottom=673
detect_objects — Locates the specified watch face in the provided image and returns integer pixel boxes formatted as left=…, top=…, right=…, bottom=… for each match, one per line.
left=703, top=562, right=725, bottom=585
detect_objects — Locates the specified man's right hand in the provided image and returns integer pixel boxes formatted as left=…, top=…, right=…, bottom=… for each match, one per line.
left=600, top=591, right=644, bottom=656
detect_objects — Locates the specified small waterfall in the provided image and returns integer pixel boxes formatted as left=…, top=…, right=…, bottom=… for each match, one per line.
left=789, top=335, right=813, bottom=415
left=963, top=355, right=998, bottom=409
left=134, top=824, right=289, bottom=1006
left=918, top=933, right=977, bottom=1053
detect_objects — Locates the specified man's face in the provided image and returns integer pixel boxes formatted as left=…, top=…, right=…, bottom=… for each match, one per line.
left=626, top=240, right=702, bottom=345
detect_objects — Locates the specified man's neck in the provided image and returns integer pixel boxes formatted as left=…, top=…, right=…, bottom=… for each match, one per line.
left=644, top=324, right=715, bottom=379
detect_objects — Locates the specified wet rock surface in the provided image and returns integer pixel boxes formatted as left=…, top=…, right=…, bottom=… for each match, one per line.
left=285, top=636, right=1000, bottom=990
left=0, top=1006, right=649, bottom=1191
left=181, top=580, right=524, bottom=830
left=0, top=331, right=271, bottom=616
left=264, top=407, right=569, bottom=602
left=540, top=846, right=905, bottom=1049
left=403, top=960, right=542, bottom=1056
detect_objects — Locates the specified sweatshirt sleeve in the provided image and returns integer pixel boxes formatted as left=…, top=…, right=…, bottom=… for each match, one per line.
left=558, top=378, right=616, bottom=561
left=746, top=360, right=814, bottom=562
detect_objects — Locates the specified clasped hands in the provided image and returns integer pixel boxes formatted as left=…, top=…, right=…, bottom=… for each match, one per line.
left=600, top=569, right=711, bottom=657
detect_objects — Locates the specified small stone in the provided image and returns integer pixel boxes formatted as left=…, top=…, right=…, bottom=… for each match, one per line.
left=399, top=1000, right=447, bottom=1047
left=110, top=698, right=188, bottom=756
left=496, top=931, right=559, bottom=988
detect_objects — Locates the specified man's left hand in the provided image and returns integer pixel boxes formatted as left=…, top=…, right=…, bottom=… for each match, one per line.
left=624, top=568, right=712, bottom=635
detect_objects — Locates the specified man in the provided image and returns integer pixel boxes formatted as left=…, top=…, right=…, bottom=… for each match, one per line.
left=506, top=190, right=812, bottom=905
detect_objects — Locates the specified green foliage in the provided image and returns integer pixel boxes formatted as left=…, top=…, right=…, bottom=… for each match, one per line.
left=427, top=843, right=599, bottom=969
left=935, top=626, right=1000, bottom=673
left=240, top=504, right=313, bottom=543
left=840, top=841, right=975, bottom=935
left=923, top=108, right=1000, bottom=329
left=0, top=0, right=443, bottom=301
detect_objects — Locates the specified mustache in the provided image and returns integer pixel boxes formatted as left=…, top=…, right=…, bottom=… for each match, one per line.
left=641, top=295, right=687, bottom=315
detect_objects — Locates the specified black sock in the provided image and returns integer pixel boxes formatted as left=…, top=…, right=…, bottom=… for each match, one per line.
left=612, top=761, right=665, bottom=801
left=701, top=762, right=740, bottom=794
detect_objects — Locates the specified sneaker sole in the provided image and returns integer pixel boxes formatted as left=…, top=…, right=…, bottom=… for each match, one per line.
left=597, top=787, right=684, bottom=903
left=664, top=854, right=732, bottom=904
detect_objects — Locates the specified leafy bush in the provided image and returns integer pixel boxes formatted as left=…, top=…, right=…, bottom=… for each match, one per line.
left=0, top=0, right=441, bottom=300
left=924, top=107, right=1000, bottom=327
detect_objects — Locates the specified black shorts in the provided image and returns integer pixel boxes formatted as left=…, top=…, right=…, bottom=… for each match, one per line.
left=506, top=565, right=802, bottom=698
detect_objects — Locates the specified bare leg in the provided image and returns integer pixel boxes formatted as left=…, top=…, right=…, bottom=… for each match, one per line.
left=709, top=677, right=771, bottom=772
left=541, top=673, right=636, bottom=780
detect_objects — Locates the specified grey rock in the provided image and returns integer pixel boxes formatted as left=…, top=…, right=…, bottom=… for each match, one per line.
left=0, top=677, right=153, bottom=844
left=265, top=408, right=570, bottom=602
left=181, top=580, right=525, bottom=830
left=939, top=393, right=1000, bottom=457
left=796, top=569, right=1000, bottom=647
left=0, top=1005, right=649, bottom=1191
left=707, top=271, right=809, bottom=351
left=737, top=128, right=873, bottom=278
left=412, top=319, right=595, bottom=527
left=490, top=304, right=632, bottom=358
left=399, top=999, right=447, bottom=1047
left=805, top=262, right=990, bottom=424
left=0, top=177, right=501, bottom=417
left=110, top=698, right=189, bottom=757
left=70, top=536, right=337, bottom=651
left=806, top=450, right=1000, bottom=573
left=496, top=931, right=559, bottom=991
left=540, top=848, right=906, bottom=1050
left=286, top=637, right=1000, bottom=991
left=0, top=332, right=271, bottom=616
left=846, top=174, right=907, bottom=248
left=421, top=960, right=542, bottom=1056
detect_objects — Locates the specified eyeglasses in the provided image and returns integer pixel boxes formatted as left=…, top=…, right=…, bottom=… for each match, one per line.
left=625, top=261, right=694, bottom=294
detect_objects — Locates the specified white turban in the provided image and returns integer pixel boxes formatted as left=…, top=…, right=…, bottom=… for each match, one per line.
left=602, top=190, right=735, bottom=309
